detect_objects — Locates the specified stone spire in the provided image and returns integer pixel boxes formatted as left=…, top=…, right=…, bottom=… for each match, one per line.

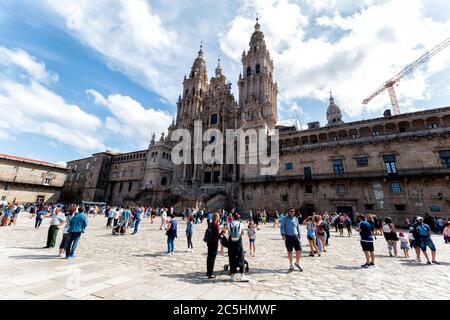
left=189, top=43, right=208, bottom=82
left=215, top=58, right=222, bottom=77
left=326, top=91, right=344, bottom=126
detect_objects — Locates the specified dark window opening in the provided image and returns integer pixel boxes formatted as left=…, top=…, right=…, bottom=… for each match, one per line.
left=204, top=172, right=211, bottom=184
left=210, top=113, right=218, bottom=125
left=394, top=204, right=406, bottom=211
left=161, top=177, right=168, bottom=186
left=305, top=184, right=313, bottom=193
left=282, top=194, right=288, bottom=202
left=336, top=184, right=347, bottom=194
left=333, top=159, right=345, bottom=174
left=246, top=66, right=251, bottom=77
left=256, top=64, right=260, bottom=74
left=364, top=204, right=374, bottom=210
left=304, top=167, right=312, bottom=180
left=390, top=182, right=402, bottom=193
left=128, top=182, right=133, bottom=192
left=356, top=157, right=369, bottom=167
left=286, top=163, right=293, bottom=170
left=439, top=150, right=450, bottom=168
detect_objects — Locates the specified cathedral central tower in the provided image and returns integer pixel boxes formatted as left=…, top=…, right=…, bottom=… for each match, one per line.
left=238, top=19, right=278, bottom=131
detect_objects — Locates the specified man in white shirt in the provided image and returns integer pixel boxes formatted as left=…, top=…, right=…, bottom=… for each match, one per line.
left=45, top=208, right=66, bottom=248
left=160, top=208, right=168, bottom=230
left=106, top=207, right=115, bottom=227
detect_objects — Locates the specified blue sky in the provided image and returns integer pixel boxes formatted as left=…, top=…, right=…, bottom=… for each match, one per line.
left=0, top=0, right=449, bottom=165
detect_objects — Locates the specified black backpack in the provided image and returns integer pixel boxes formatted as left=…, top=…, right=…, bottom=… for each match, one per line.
left=203, top=225, right=212, bottom=243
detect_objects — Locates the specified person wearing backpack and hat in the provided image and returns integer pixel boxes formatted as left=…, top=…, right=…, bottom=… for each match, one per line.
left=414, top=216, right=439, bottom=264
left=205, top=212, right=221, bottom=279
left=228, top=212, right=248, bottom=282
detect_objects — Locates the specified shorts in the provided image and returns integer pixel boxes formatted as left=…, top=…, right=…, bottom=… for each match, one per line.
left=285, top=235, right=302, bottom=252
left=307, top=236, right=315, bottom=240
left=419, top=237, right=436, bottom=252
left=249, top=239, right=255, bottom=244
left=360, top=241, right=374, bottom=252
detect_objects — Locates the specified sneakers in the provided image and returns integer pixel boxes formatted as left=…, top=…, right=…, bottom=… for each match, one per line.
left=361, top=263, right=370, bottom=268
left=289, top=264, right=294, bottom=272
left=432, top=260, right=439, bottom=264
left=309, top=253, right=314, bottom=257
left=369, top=262, right=375, bottom=266
left=208, top=275, right=216, bottom=279
left=240, top=275, right=249, bottom=282
left=426, top=261, right=432, bottom=265
left=294, top=263, right=303, bottom=272
left=230, top=275, right=236, bottom=282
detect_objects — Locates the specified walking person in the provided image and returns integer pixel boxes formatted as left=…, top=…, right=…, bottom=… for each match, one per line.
left=383, top=217, right=399, bottom=257
left=206, top=213, right=221, bottom=279
left=305, top=216, right=319, bottom=256
left=280, top=208, right=303, bottom=272
left=247, top=221, right=256, bottom=257
left=314, top=215, right=327, bottom=253
left=160, top=208, right=168, bottom=230
left=344, top=214, right=352, bottom=236
left=65, top=207, right=88, bottom=259
left=414, top=217, right=439, bottom=264
left=35, top=205, right=47, bottom=229
left=121, top=207, right=131, bottom=234
left=166, top=214, right=177, bottom=255
left=356, top=214, right=375, bottom=268
left=399, top=232, right=410, bottom=258
left=45, top=208, right=66, bottom=248
left=132, top=208, right=141, bottom=235
left=113, top=208, right=120, bottom=227
left=59, top=207, right=75, bottom=257
left=106, top=207, right=114, bottom=227
left=186, top=214, right=194, bottom=252
left=408, top=227, right=421, bottom=261
left=274, top=210, right=280, bottom=228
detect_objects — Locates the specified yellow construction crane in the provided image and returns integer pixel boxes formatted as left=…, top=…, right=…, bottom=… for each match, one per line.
left=362, top=36, right=450, bottom=115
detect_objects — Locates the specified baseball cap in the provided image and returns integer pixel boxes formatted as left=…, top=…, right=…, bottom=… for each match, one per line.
left=416, top=216, right=423, bottom=221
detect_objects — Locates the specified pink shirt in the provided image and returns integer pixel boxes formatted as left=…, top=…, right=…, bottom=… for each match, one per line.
left=444, top=227, right=450, bottom=237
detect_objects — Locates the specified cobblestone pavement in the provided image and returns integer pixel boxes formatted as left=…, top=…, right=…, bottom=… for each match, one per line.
left=0, top=215, right=449, bottom=300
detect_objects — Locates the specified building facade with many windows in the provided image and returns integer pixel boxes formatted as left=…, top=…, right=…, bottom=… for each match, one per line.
left=61, top=21, right=450, bottom=225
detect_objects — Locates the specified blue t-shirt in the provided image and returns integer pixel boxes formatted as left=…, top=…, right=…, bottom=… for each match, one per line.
left=417, top=223, right=431, bottom=237
left=359, top=220, right=373, bottom=242
left=36, top=210, right=47, bottom=220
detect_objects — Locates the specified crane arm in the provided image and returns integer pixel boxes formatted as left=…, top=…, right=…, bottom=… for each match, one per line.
left=362, top=36, right=450, bottom=105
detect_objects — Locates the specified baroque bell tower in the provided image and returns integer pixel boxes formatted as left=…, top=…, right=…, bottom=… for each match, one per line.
left=238, top=18, right=278, bottom=131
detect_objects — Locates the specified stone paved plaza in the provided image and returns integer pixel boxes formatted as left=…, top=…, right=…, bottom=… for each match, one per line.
left=0, top=215, right=449, bottom=300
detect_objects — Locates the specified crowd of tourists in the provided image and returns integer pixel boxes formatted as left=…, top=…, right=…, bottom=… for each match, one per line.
left=1, top=201, right=449, bottom=282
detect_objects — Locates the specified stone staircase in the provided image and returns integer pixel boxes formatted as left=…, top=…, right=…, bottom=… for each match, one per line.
left=172, top=184, right=207, bottom=200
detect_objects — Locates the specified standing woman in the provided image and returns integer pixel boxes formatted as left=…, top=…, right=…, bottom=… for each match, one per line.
left=314, top=215, right=327, bottom=253
left=186, top=214, right=194, bottom=252
left=383, top=217, right=399, bottom=257
left=338, top=214, right=345, bottom=236
left=305, top=216, right=319, bottom=256
left=166, top=214, right=177, bottom=255
left=206, top=212, right=221, bottom=279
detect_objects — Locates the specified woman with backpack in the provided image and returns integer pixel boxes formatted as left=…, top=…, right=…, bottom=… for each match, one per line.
left=205, top=212, right=221, bottom=279
left=383, top=217, right=399, bottom=257
left=228, top=212, right=248, bottom=282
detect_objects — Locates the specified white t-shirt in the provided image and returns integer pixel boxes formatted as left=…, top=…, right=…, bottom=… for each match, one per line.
left=114, top=210, right=120, bottom=219
left=50, top=212, right=66, bottom=226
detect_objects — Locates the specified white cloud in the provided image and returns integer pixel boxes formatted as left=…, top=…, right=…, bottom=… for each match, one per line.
left=87, top=89, right=172, bottom=148
left=44, top=0, right=182, bottom=103
left=0, top=47, right=58, bottom=84
left=220, top=0, right=450, bottom=118
left=0, top=47, right=106, bottom=152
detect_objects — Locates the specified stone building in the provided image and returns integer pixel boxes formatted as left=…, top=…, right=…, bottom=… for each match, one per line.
left=61, top=20, right=450, bottom=224
left=0, top=154, right=68, bottom=204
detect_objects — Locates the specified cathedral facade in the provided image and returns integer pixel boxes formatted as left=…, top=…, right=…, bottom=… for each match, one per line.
left=62, top=21, right=450, bottom=226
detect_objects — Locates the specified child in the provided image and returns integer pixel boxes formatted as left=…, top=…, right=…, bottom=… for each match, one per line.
left=444, top=222, right=450, bottom=244
left=247, top=222, right=256, bottom=257
left=408, top=227, right=421, bottom=261
left=399, top=232, right=409, bottom=258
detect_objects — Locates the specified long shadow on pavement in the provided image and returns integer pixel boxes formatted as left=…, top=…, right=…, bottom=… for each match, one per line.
left=8, top=254, right=61, bottom=260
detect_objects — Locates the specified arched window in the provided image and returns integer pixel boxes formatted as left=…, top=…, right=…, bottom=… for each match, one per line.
left=246, top=66, right=251, bottom=77
left=210, top=113, right=218, bottom=125
left=161, top=177, right=167, bottom=186
left=256, top=64, right=260, bottom=74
